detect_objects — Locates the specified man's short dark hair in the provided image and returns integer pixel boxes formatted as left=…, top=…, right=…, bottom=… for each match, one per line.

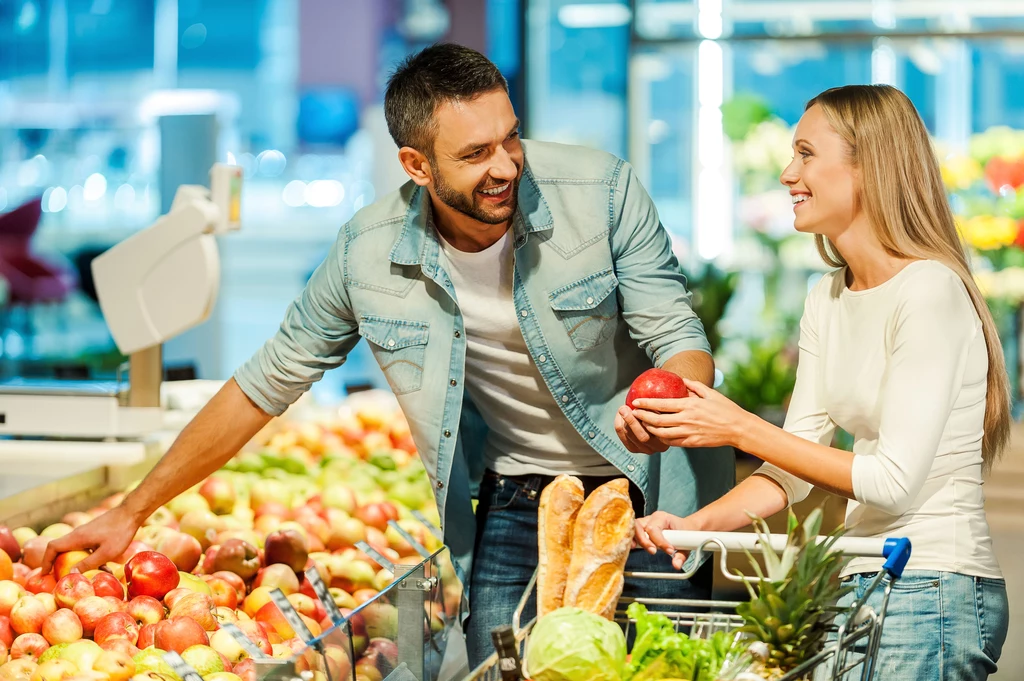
left=384, top=43, right=508, bottom=156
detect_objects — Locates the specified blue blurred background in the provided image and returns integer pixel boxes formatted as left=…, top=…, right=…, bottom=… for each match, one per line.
left=2, top=0, right=1024, bottom=408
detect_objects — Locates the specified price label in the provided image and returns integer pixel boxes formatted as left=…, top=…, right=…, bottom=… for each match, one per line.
left=386, top=520, right=431, bottom=559
left=304, top=567, right=344, bottom=624
left=356, top=541, right=396, bottom=572
left=411, top=510, right=444, bottom=541
left=162, top=652, right=203, bottom=681
left=269, top=588, right=316, bottom=644
left=221, top=622, right=269, bottom=659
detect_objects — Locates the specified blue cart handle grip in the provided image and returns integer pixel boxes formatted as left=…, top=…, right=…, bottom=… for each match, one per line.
left=882, top=537, right=912, bottom=578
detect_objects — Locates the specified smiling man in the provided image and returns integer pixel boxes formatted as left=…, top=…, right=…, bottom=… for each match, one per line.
left=42, top=44, right=734, bottom=666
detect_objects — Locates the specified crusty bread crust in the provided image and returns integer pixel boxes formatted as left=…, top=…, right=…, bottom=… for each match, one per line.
left=536, top=474, right=585, bottom=616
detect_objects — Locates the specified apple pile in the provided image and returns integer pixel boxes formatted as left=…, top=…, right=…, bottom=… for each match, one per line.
left=0, top=401, right=460, bottom=681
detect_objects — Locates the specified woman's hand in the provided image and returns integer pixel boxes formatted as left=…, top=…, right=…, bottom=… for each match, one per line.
left=630, top=378, right=752, bottom=449
left=635, top=511, right=703, bottom=571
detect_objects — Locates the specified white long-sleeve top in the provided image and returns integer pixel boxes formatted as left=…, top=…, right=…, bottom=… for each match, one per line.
left=756, top=260, right=1002, bottom=578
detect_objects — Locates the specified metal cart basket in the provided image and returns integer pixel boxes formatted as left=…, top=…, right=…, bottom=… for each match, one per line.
left=464, top=530, right=912, bottom=681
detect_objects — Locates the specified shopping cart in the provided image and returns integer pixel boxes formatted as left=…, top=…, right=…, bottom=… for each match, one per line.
left=464, top=530, right=912, bottom=681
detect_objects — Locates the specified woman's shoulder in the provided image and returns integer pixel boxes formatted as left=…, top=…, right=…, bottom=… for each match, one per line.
left=893, top=260, right=973, bottom=307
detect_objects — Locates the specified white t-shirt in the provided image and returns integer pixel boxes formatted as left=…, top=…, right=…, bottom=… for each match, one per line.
left=439, top=229, right=617, bottom=477
left=757, top=260, right=1002, bottom=578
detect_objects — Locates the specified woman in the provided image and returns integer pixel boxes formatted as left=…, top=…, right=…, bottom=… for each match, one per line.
left=623, top=85, right=1010, bottom=679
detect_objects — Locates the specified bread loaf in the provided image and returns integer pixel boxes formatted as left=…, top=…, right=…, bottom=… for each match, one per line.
left=537, top=475, right=585, bottom=617
left=562, top=478, right=635, bottom=620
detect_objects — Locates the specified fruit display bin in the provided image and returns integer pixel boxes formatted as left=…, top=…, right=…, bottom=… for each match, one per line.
left=250, top=545, right=465, bottom=681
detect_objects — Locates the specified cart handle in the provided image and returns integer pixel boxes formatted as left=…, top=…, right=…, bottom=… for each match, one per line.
left=663, top=531, right=912, bottom=578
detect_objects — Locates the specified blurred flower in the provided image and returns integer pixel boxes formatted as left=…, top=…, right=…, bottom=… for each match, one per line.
left=940, top=154, right=982, bottom=191
left=957, top=215, right=1019, bottom=251
left=733, top=119, right=794, bottom=181
left=975, top=267, right=1024, bottom=302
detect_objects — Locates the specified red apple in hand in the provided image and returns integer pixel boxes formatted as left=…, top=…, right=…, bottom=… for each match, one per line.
left=125, top=552, right=178, bottom=600
left=625, top=368, right=689, bottom=409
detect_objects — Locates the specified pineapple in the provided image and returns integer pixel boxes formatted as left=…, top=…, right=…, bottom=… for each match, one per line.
left=734, top=506, right=852, bottom=677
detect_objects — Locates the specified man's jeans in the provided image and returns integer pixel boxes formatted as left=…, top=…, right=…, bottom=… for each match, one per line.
left=465, top=469, right=714, bottom=668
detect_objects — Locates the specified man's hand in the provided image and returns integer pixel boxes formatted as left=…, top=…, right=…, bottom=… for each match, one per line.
left=40, top=506, right=140, bottom=574
left=634, top=511, right=701, bottom=571
left=615, top=406, right=670, bottom=454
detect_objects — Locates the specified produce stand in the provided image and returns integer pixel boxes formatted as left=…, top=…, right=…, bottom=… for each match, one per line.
left=465, top=531, right=912, bottom=681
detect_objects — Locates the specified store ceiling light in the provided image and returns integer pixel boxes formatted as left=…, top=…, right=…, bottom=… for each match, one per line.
left=558, top=3, right=632, bottom=29
left=305, top=180, right=345, bottom=208
left=84, top=173, right=107, bottom=201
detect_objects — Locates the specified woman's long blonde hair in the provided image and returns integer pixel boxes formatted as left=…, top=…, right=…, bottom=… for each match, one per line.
left=806, top=84, right=1011, bottom=467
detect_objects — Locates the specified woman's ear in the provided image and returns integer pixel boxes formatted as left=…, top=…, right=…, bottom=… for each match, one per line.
left=398, top=147, right=432, bottom=187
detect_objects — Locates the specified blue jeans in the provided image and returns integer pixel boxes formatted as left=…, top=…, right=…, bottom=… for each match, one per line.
left=828, top=571, right=1008, bottom=680
left=465, top=470, right=714, bottom=668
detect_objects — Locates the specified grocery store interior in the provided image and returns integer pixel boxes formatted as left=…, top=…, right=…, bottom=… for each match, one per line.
left=2, top=0, right=1024, bottom=680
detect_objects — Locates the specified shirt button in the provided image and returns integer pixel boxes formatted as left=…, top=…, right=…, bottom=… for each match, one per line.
left=588, top=431, right=596, bottom=438
left=454, top=330, right=461, bottom=338
left=437, top=481, right=444, bottom=489
left=450, top=379, right=457, bottom=387
left=520, top=310, right=528, bottom=317
left=561, top=395, right=569, bottom=403
left=586, top=297, right=595, bottom=305
left=444, top=430, right=452, bottom=437
left=538, top=355, right=546, bottom=363
left=387, top=339, right=395, bottom=347
left=627, top=464, right=636, bottom=472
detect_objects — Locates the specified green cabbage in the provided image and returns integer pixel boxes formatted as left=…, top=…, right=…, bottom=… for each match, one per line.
left=525, top=608, right=627, bottom=681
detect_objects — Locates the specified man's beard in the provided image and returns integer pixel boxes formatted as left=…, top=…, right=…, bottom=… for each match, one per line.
left=431, top=162, right=519, bottom=225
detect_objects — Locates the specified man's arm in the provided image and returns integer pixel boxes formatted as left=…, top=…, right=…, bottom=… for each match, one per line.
left=661, top=349, right=714, bottom=387
left=43, top=380, right=271, bottom=573
left=43, top=234, right=361, bottom=573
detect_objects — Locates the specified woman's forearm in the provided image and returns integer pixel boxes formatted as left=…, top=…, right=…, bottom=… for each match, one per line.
left=734, top=414, right=856, bottom=500
left=688, top=473, right=792, bottom=532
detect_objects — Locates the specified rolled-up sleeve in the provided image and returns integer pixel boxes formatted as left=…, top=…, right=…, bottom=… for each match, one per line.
left=234, top=233, right=361, bottom=416
left=610, top=161, right=710, bottom=365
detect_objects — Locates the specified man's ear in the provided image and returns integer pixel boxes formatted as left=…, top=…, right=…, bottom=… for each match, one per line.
left=398, top=147, right=432, bottom=187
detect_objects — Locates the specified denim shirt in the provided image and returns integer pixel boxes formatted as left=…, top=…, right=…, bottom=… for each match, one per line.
left=235, top=140, right=735, bottom=583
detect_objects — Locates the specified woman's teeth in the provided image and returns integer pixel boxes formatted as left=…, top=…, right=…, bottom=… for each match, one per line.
left=792, top=194, right=810, bottom=204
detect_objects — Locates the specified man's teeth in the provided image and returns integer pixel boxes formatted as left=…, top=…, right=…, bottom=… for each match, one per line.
left=792, top=194, right=810, bottom=204
left=481, top=183, right=509, bottom=195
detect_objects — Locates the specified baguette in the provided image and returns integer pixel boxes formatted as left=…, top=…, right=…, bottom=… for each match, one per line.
left=562, top=478, right=635, bottom=620
left=537, top=475, right=585, bottom=617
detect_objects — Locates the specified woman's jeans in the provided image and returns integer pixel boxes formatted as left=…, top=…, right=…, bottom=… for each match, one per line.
left=828, top=570, right=1008, bottom=680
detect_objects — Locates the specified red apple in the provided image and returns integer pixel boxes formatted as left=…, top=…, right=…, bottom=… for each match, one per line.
left=154, top=534, right=202, bottom=574
left=263, top=530, right=308, bottom=575
left=72, top=597, right=118, bottom=637
left=253, top=502, right=289, bottom=519
left=154, top=617, right=209, bottom=654
left=41, top=609, right=82, bottom=645
left=9, top=633, right=48, bottom=660
left=178, top=512, right=223, bottom=551
left=253, top=565, right=299, bottom=597
left=11, top=565, right=30, bottom=589
left=0, top=528, right=22, bottom=564
left=0, top=615, right=13, bottom=648
left=205, top=579, right=238, bottom=610
left=199, top=478, right=236, bottom=515
left=89, top=574, right=124, bottom=601
left=233, top=658, right=257, bottom=681
left=54, top=575, right=94, bottom=611
left=168, top=593, right=216, bottom=632
left=210, top=573, right=245, bottom=603
left=52, top=552, right=91, bottom=580
left=61, top=513, right=92, bottom=529
left=125, top=552, right=178, bottom=600
left=33, top=595, right=55, bottom=618
left=19, top=540, right=48, bottom=572
left=98, top=638, right=139, bottom=659
left=354, top=506, right=388, bottom=533
left=212, top=540, right=259, bottom=581
left=23, top=571, right=56, bottom=596
left=136, top=622, right=158, bottom=649
left=101, top=597, right=126, bottom=613
left=625, top=368, right=688, bottom=408
left=126, top=596, right=164, bottom=626
left=162, top=588, right=189, bottom=611
left=9, top=599, right=46, bottom=636
left=93, top=612, right=139, bottom=646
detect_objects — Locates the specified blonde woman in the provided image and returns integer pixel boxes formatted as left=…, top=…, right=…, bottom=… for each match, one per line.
left=624, top=85, right=1010, bottom=679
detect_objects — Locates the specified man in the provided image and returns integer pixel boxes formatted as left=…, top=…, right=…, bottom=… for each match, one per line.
left=43, top=44, right=733, bottom=665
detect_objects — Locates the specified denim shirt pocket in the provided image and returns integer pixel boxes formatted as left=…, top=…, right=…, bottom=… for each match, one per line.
left=548, top=268, right=620, bottom=351
left=358, top=316, right=430, bottom=394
